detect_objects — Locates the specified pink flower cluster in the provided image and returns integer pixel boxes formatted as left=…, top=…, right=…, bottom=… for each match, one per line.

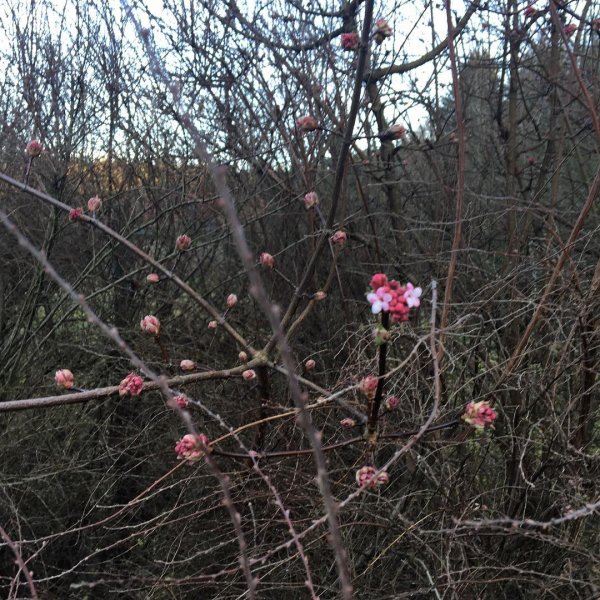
left=140, top=315, right=160, bottom=335
left=341, top=32, right=360, bottom=50
left=296, top=115, right=319, bottom=133
left=174, top=433, right=209, bottom=461
left=55, top=369, right=74, bottom=389
left=119, top=373, right=144, bottom=397
left=462, top=401, right=497, bottom=429
left=359, top=374, right=379, bottom=399
left=356, top=465, right=389, bottom=488
left=173, top=394, right=189, bottom=409
left=25, top=140, right=43, bottom=157
left=367, top=273, right=422, bottom=322
left=374, top=19, right=392, bottom=44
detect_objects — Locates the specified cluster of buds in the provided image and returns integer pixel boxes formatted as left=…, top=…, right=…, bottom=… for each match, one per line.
left=384, top=395, right=400, bottom=410
left=174, top=433, right=210, bottom=462
left=462, top=401, right=497, bottom=430
left=260, top=252, right=275, bottom=269
left=69, top=208, right=83, bottom=222
left=340, top=417, right=356, bottom=429
left=303, top=192, right=319, bottom=210
left=173, top=394, right=189, bottom=409
left=87, top=196, right=102, bottom=212
left=330, top=230, right=347, bottom=246
left=55, top=369, right=74, bottom=390
left=373, top=324, right=391, bottom=346
left=25, top=140, right=43, bottom=157
left=140, top=315, right=160, bottom=336
left=356, top=465, right=389, bottom=488
left=176, top=234, right=192, bottom=251
left=180, top=359, right=196, bottom=371
left=341, top=32, right=360, bottom=50
left=379, top=124, right=406, bottom=141
left=359, top=374, right=379, bottom=400
left=373, top=19, right=392, bottom=44
left=367, top=273, right=422, bottom=322
left=296, top=115, right=319, bottom=133
left=119, top=373, right=144, bottom=397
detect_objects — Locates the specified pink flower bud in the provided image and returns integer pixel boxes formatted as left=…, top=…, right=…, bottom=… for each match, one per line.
left=208, top=320, right=218, bottom=329
left=180, top=359, right=196, bottom=371
left=305, top=359, right=316, bottom=370
left=239, top=351, right=248, bottom=363
left=87, top=196, right=102, bottom=212
left=527, top=156, right=536, bottom=165
left=462, top=401, right=497, bottom=429
left=524, top=5, right=537, bottom=17
left=55, top=369, right=74, bottom=389
left=173, top=394, right=189, bottom=408
left=226, top=293, right=238, bottom=308
left=370, top=273, right=388, bottom=290
left=242, top=369, right=257, bottom=381
left=140, top=315, right=160, bottom=335
left=341, top=32, right=360, bottom=50
left=330, top=230, right=347, bottom=246
left=355, top=465, right=389, bottom=488
left=259, top=252, right=275, bottom=269
left=303, top=192, right=319, bottom=210
left=340, top=418, right=356, bottom=429
left=313, top=291, right=327, bottom=301
left=25, top=140, right=43, bottom=157
left=359, top=374, right=379, bottom=399
left=146, top=273, right=160, bottom=283
left=174, top=433, right=209, bottom=461
left=384, top=395, right=400, bottom=410
left=119, top=372, right=144, bottom=397
left=176, top=234, right=192, bottom=251
left=69, top=208, right=83, bottom=222
left=296, top=115, right=319, bottom=133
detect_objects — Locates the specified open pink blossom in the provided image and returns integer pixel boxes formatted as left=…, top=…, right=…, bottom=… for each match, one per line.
left=341, top=32, right=360, bottom=50
left=87, top=196, right=102, bottom=212
left=55, top=369, right=74, bottom=389
left=356, top=465, right=389, bottom=488
left=462, top=401, right=497, bottom=429
left=175, top=433, right=209, bottom=461
left=180, top=359, right=195, bottom=371
left=367, top=287, right=393, bottom=314
left=119, top=373, right=144, bottom=397
left=176, top=234, right=192, bottom=251
left=404, top=283, right=422, bottom=308
left=296, top=115, right=319, bottom=133
left=25, top=140, right=43, bottom=157
left=140, top=315, right=160, bottom=335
